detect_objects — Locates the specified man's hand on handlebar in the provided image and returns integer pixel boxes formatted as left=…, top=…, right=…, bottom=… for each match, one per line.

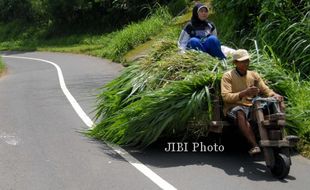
left=273, top=93, right=284, bottom=102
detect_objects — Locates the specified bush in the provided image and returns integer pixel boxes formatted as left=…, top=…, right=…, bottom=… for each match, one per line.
left=168, top=0, right=190, bottom=16
left=256, top=1, right=310, bottom=77
left=212, top=0, right=310, bottom=76
left=212, top=0, right=261, bottom=46
left=100, top=7, right=172, bottom=61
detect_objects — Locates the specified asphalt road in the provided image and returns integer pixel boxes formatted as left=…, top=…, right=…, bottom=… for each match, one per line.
left=0, top=52, right=309, bottom=190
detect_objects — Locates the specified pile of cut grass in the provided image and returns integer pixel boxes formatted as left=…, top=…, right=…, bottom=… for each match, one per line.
left=91, top=40, right=224, bottom=148
left=90, top=39, right=310, bottom=149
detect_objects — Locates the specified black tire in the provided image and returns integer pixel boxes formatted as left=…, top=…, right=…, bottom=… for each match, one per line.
left=270, top=153, right=290, bottom=179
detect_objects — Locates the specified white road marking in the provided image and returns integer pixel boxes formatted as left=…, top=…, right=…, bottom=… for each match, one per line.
left=0, top=133, right=19, bottom=146
left=3, top=55, right=178, bottom=190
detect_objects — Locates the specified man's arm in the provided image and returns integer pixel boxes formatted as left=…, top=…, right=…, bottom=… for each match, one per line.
left=255, top=72, right=275, bottom=97
left=255, top=72, right=284, bottom=101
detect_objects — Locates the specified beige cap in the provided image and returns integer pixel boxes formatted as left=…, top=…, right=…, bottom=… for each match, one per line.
left=233, top=49, right=250, bottom=61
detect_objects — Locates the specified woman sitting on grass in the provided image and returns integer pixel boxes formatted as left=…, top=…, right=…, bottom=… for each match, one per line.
left=178, top=3, right=226, bottom=60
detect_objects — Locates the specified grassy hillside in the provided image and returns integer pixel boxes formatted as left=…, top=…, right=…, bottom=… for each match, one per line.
left=0, top=8, right=172, bottom=62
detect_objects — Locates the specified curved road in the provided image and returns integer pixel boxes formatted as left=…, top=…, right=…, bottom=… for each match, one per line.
left=0, top=52, right=309, bottom=190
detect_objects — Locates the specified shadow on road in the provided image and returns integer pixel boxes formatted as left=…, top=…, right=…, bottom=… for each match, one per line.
left=133, top=137, right=295, bottom=183
left=88, top=132, right=297, bottom=182
left=0, top=51, right=36, bottom=56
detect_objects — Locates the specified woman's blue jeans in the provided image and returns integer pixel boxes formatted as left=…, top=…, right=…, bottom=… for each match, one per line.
left=187, top=35, right=226, bottom=59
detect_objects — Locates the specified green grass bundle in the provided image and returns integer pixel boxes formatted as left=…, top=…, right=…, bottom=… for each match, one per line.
left=91, top=41, right=310, bottom=148
left=93, top=73, right=219, bottom=148
left=91, top=40, right=226, bottom=148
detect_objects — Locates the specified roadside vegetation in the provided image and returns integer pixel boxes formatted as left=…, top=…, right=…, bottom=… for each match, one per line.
left=0, top=56, right=5, bottom=75
left=0, top=8, right=172, bottom=62
left=212, top=0, right=310, bottom=78
left=0, top=0, right=309, bottom=156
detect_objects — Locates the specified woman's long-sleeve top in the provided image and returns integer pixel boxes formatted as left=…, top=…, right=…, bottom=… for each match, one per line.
left=178, top=21, right=217, bottom=51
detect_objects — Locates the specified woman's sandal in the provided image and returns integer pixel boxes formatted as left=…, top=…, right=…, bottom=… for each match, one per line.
left=248, top=146, right=261, bottom=156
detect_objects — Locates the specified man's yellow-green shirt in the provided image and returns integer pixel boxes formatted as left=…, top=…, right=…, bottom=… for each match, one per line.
left=221, top=69, right=275, bottom=115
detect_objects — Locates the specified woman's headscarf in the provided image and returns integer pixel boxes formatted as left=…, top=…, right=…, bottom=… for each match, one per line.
left=191, top=3, right=209, bottom=27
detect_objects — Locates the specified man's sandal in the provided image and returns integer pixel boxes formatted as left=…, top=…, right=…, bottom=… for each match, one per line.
left=248, top=146, right=261, bottom=156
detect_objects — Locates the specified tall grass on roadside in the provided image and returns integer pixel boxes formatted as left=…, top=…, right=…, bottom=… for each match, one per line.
left=0, top=56, right=6, bottom=79
left=212, top=0, right=310, bottom=76
left=250, top=46, right=310, bottom=142
left=99, top=7, right=172, bottom=62
left=211, top=0, right=261, bottom=47
left=256, top=2, right=310, bottom=77
left=0, top=56, right=5, bottom=73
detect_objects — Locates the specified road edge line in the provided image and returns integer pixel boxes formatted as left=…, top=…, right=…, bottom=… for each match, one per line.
left=3, top=55, right=178, bottom=190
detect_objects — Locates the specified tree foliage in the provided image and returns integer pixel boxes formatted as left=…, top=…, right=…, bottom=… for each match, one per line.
left=0, top=0, right=189, bottom=34
left=0, top=0, right=34, bottom=22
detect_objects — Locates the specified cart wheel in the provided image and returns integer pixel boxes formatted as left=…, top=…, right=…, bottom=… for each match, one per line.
left=270, top=153, right=290, bottom=179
